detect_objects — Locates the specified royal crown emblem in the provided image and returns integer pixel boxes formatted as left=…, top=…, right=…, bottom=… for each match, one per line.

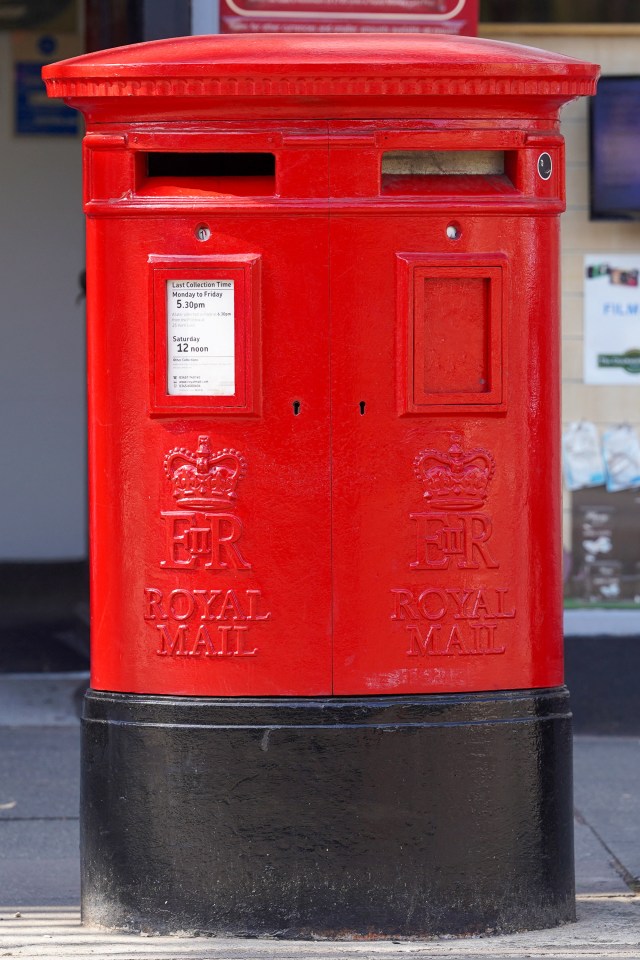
left=414, top=437, right=495, bottom=511
left=164, top=435, right=247, bottom=508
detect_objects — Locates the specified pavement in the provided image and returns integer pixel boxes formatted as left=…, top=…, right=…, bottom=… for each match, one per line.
left=0, top=674, right=639, bottom=959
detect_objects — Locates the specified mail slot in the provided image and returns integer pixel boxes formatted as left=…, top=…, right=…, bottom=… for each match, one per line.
left=44, top=34, right=598, bottom=940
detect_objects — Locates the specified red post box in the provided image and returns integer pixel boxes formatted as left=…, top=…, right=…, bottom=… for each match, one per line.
left=44, top=35, right=598, bottom=938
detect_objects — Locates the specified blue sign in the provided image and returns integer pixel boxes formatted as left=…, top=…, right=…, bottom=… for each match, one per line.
left=15, top=61, right=79, bottom=136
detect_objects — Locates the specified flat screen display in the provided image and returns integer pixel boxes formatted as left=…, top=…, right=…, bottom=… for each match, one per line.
left=590, top=76, right=640, bottom=220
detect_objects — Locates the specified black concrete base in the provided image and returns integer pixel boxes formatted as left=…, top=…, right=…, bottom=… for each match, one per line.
left=81, top=688, right=575, bottom=938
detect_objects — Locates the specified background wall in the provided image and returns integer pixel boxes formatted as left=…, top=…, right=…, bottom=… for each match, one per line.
left=0, top=30, right=86, bottom=560
left=483, top=28, right=640, bottom=600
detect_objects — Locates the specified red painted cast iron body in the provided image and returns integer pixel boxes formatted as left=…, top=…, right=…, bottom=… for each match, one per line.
left=44, top=36, right=598, bottom=697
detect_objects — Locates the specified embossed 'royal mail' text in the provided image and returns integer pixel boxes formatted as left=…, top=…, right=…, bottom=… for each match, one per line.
left=144, top=587, right=271, bottom=658
left=391, top=586, right=515, bottom=657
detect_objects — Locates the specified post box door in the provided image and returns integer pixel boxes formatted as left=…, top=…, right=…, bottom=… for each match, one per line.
left=329, top=209, right=563, bottom=696
left=89, top=208, right=334, bottom=697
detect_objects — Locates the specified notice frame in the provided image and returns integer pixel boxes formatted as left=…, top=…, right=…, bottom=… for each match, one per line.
left=149, top=254, right=261, bottom=416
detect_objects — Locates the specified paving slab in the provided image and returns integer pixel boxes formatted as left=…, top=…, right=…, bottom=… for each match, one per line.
left=0, top=821, right=79, bottom=906
left=0, top=727, right=80, bottom=820
left=0, top=675, right=84, bottom=728
left=573, top=736, right=640, bottom=890
left=0, top=897, right=639, bottom=959
left=574, top=817, right=628, bottom=894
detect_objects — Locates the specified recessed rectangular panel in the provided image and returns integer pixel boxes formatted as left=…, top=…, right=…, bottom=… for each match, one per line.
left=416, top=276, right=489, bottom=395
left=397, top=257, right=506, bottom=414
left=149, top=255, right=260, bottom=417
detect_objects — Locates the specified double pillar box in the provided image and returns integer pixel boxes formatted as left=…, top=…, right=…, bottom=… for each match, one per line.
left=44, top=35, right=598, bottom=938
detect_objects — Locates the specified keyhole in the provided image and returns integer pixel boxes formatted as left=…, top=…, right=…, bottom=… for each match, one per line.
left=359, top=401, right=366, bottom=415
left=293, top=400, right=301, bottom=415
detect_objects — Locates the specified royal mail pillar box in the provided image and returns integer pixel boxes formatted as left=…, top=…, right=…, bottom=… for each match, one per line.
left=44, top=36, right=598, bottom=938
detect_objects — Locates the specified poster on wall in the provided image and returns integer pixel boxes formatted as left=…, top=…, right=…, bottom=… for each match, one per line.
left=219, top=0, right=478, bottom=35
left=569, top=486, right=640, bottom=606
left=584, top=253, right=640, bottom=384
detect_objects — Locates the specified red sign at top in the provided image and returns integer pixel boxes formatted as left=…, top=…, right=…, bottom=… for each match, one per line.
left=220, top=0, right=478, bottom=36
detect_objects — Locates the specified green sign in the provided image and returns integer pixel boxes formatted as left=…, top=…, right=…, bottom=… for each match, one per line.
left=597, top=350, right=640, bottom=374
